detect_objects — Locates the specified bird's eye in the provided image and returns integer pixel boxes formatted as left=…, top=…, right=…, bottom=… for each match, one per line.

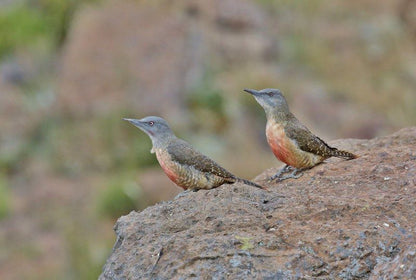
left=148, top=121, right=154, bottom=126
left=267, top=92, right=273, bottom=97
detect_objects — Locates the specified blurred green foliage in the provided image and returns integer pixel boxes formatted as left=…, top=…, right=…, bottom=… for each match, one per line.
left=0, top=172, right=10, bottom=219
left=187, top=72, right=228, bottom=132
left=188, top=87, right=224, bottom=114
left=0, top=4, right=48, bottom=57
left=256, top=0, right=324, bottom=12
left=0, top=0, right=101, bottom=58
left=65, top=225, right=103, bottom=279
left=96, top=176, right=145, bottom=220
left=100, top=113, right=159, bottom=170
left=35, top=112, right=157, bottom=176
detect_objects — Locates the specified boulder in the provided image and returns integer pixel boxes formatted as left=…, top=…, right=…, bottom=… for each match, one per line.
left=100, top=127, right=416, bottom=279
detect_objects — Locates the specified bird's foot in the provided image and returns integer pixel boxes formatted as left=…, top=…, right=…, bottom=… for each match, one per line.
left=279, top=168, right=304, bottom=181
left=269, top=165, right=291, bottom=182
left=174, top=189, right=195, bottom=199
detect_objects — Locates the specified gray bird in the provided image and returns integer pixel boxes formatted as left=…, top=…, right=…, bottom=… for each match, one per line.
left=124, top=116, right=268, bottom=191
left=244, top=88, right=357, bottom=181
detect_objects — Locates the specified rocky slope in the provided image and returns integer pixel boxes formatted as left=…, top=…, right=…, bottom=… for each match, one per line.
left=100, top=127, right=416, bottom=279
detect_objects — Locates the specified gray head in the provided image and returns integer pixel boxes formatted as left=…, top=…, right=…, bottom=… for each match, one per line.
left=123, top=116, right=175, bottom=145
left=243, top=88, right=289, bottom=115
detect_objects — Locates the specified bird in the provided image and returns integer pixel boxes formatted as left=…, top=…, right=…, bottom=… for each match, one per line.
left=244, top=88, right=357, bottom=181
left=124, top=116, right=268, bottom=192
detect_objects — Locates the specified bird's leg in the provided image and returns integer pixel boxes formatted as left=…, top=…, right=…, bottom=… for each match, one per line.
left=269, top=165, right=291, bottom=181
left=174, top=189, right=196, bottom=199
left=279, top=168, right=305, bottom=181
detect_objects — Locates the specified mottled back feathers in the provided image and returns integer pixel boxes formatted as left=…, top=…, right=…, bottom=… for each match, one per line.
left=167, top=139, right=236, bottom=182
left=284, top=114, right=356, bottom=159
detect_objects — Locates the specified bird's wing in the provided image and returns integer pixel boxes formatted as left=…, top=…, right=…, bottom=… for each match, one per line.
left=284, top=116, right=335, bottom=157
left=167, top=139, right=236, bottom=180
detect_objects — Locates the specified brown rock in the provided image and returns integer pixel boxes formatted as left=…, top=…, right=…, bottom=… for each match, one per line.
left=100, top=127, right=416, bottom=279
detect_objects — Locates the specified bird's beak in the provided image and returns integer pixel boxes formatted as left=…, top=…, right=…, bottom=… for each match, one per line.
left=243, top=88, right=260, bottom=96
left=123, top=118, right=145, bottom=129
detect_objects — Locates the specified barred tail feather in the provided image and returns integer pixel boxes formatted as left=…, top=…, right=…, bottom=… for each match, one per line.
left=331, top=149, right=357, bottom=160
left=236, top=178, right=269, bottom=191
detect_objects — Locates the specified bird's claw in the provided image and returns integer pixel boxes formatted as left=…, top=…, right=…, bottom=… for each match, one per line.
left=174, top=189, right=194, bottom=199
left=269, top=166, right=304, bottom=182
left=268, top=165, right=290, bottom=182
left=268, top=175, right=280, bottom=182
left=280, top=169, right=303, bottom=180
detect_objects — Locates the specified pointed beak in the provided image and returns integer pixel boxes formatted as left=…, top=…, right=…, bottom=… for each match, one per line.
left=243, top=88, right=260, bottom=96
left=123, top=118, right=145, bottom=129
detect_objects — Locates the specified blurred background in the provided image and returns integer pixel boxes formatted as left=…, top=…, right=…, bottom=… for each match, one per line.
left=0, top=0, right=415, bottom=278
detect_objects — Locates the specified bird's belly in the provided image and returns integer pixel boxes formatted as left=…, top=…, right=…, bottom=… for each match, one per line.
left=161, top=163, right=183, bottom=187
left=267, top=135, right=298, bottom=167
left=177, top=167, right=224, bottom=190
left=155, top=150, right=223, bottom=190
left=156, top=150, right=187, bottom=189
left=266, top=123, right=319, bottom=168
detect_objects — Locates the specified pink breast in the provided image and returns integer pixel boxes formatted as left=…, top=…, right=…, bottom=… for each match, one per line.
left=266, top=123, right=297, bottom=167
left=156, top=151, right=187, bottom=190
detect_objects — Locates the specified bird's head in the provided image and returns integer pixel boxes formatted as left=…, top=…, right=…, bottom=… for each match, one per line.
left=243, top=88, right=289, bottom=114
left=123, top=116, right=174, bottom=143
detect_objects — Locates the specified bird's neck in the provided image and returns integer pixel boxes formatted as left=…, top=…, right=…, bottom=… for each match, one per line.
left=150, top=133, right=176, bottom=151
left=265, top=107, right=291, bottom=124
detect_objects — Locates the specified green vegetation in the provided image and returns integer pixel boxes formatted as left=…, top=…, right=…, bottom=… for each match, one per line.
left=0, top=172, right=10, bottom=219
left=0, top=0, right=101, bottom=58
left=0, top=4, right=49, bottom=57
left=36, top=112, right=157, bottom=176
left=65, top=225, right=103, bottom=279
left=188, top=85, right=224, bottom=114
left=100, top=113, right=158, bottom=170
left=187, top=72, right=228, bottom=133
left=96, top=176, right=145, bottom=220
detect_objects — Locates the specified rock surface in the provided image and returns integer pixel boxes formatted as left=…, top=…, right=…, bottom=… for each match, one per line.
left=100, top=127, right=416, bottom=279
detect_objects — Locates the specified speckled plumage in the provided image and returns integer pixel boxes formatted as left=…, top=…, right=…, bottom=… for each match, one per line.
left=245, top=88, right=357, bottom=171
left=124, top=116, right=266, bottom=191
left=154, top=139, right=236, bottom=190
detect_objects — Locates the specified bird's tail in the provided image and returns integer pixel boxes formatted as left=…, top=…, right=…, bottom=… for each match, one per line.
left=331, top=148, right=358, bottom=160
left=236, top=178, right=269, bottom=191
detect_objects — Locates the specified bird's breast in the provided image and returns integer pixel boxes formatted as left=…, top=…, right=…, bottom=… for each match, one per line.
left=155, top=149, right=187, bottom=189
left=266, top=121, right=298, bottom=167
